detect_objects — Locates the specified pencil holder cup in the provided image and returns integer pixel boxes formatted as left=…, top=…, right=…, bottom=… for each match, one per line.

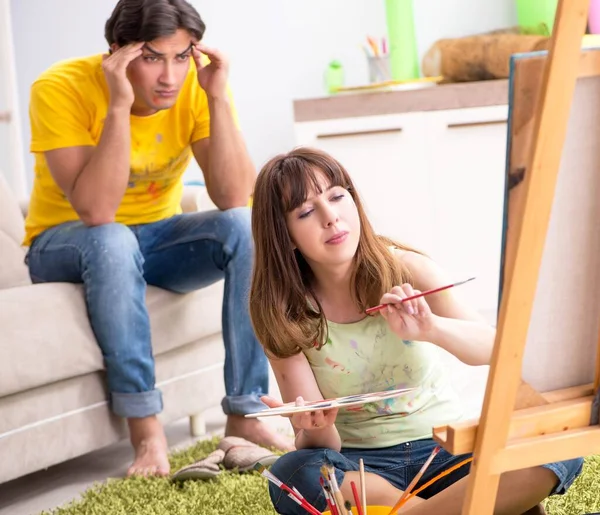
left=323, top=507, right=391, bottom=515
left=367, top=55, right=391, bottom=83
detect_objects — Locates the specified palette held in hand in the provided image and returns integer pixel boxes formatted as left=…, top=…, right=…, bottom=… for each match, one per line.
left=245, top=387, right=416, bottom=418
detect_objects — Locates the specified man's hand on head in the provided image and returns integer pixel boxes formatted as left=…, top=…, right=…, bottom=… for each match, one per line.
left=192, top=43, right=229, bottom=100
left=102, top=42, right=144, bottom=111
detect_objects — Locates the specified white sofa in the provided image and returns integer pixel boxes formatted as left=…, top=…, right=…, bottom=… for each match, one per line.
left=0, top=174, right=227, bottom=484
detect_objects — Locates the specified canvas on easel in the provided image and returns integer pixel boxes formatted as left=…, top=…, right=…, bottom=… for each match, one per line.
left=500, top=55, right=600, bottom=396
left=429, top=0, right=600, bottom=513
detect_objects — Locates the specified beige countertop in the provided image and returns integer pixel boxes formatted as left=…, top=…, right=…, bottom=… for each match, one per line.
left=293, top=79, right=509, bottom=122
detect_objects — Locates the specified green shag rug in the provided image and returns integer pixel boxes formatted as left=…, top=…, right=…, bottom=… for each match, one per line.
left=42, top=437, right=600, bottom=515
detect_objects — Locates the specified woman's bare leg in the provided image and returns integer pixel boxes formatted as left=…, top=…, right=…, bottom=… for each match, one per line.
left=398, top=466, right=556, bottom=515
left=340, top=471, right=425, bottom=509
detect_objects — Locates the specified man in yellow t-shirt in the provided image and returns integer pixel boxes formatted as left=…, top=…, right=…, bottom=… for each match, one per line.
left=24, top=0, right=291, bottom=476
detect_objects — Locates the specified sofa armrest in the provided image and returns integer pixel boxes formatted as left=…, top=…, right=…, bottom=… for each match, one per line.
left=181, top=185, right=217, bottom=213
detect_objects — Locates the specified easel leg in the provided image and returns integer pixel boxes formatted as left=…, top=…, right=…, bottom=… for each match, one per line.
left=593, top=300, right=600, bottom=425
left=460, top=1, right=589, bottom=513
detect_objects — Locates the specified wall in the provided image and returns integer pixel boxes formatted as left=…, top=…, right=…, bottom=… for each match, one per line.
left=0, top=0, right=26, bottom=199
left=10, top=0, right=516, bottom=189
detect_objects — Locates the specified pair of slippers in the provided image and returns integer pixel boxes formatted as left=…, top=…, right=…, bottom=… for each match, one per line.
left=172, top=436, right=280, bottom=481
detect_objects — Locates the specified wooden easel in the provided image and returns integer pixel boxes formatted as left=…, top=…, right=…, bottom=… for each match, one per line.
left=431, top=0, right=600, bottom=513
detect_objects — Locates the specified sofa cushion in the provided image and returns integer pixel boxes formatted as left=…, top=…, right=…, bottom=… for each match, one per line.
left=0, top=280, right=224, bottom=397
left=0, top=333, right=226, bottom=484
left=0, top=334, right=226, bottom=436
left=0, top=232, right=30, bottom=289
left=0, top=172, right=30, bottom=289
left=0, top=171, right=25, bottom=243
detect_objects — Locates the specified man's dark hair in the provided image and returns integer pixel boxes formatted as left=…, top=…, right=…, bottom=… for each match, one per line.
left=105, top=0, right=205, bottom=47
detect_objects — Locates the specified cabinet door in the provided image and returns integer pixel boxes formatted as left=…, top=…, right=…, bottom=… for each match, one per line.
left=294, top=113, right=436, bottom=254
left=427, top=106, right=508, bottom=323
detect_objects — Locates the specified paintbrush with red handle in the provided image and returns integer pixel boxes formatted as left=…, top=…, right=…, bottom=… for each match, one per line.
left=365, top=277, right=476, bottom=315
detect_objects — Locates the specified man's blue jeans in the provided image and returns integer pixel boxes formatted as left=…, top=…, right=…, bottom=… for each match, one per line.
left=25, top=207, right=269, bottom=418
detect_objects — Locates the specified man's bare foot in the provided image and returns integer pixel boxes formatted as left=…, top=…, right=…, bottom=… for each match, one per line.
left=225, top=415, right=295, bottom=452
left=523, top=504, right=547, bottom=515
left=127, top=416, right=170, bottom=477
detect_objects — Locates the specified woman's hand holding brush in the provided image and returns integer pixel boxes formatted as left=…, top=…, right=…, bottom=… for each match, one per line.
left=378, top=283, right=435, bottom=341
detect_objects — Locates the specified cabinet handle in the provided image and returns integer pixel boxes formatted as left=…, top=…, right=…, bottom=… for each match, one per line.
left=0, top=111, right=11, bottom=123
left=447, top=119, right=506, bottom=129
left=316, top=127, right=403, bottom=139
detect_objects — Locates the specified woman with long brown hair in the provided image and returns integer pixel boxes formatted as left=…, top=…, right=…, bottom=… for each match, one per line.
left=249, top=147, right=583, bottom=514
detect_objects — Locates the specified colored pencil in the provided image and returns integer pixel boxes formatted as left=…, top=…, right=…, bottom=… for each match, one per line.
left=367, top=36, right=380, bottom=56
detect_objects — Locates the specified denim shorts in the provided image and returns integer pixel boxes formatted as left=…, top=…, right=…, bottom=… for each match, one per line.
left=268, top=438, right=584, bottom=515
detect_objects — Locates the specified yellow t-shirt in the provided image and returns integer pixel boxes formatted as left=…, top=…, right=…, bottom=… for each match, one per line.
left=24, top=53, right=238, bottom=246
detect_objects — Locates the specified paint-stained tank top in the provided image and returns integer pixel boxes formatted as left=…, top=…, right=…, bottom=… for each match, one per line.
left=303, top=314, right=463, bottom=448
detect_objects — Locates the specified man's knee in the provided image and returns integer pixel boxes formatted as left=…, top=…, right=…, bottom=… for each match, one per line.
left=222, top=206, right=251, bottom=236
left=82, top=223, right=143, bottom=270
left=214, top=207, right=252, bottom=256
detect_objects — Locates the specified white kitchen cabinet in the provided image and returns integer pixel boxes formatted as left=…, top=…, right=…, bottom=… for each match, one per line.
left=294, top=104, right=508, bottom=322
left=427, top=106, right=508, bottom=322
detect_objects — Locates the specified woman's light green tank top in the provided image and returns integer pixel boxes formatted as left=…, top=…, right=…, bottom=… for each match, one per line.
left=303, top=315, right=463, bottom=448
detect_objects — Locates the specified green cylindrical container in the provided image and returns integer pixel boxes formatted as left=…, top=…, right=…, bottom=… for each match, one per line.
left=385, top=0, right=420, bottom=80
left=515, top=0, right=559, bottom=35
left=324, top=60, right=344, bottom=94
